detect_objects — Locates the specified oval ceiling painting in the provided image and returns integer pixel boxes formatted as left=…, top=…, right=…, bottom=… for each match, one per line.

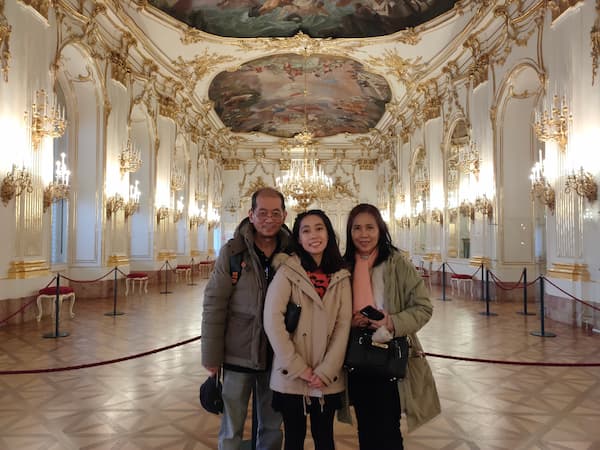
left=149, top=1, right=457, bottom=38
left=208, top=54, right=392, bottom=138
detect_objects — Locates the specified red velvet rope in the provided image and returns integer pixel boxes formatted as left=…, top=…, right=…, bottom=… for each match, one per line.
left=0, top=298, right=38, bottom=326
left=444, top=262, right=481, bottom=278
left=425, top=352, right=600, bottom=367
left=543, top=277, right=600, bottom=312
left=61, top=267, right=117, bottom=284
left=0, top=336, right=201, bottom=375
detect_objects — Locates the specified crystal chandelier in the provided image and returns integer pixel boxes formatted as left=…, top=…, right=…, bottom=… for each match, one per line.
left=276, top=55, right=332, bottom=211
left=457, top=141, right=480, bottom=178
left=170, top=167, right=185, bottom=192
left=119, top=139, right=142, bottom=175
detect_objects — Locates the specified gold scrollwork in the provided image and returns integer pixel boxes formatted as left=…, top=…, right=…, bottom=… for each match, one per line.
left=18, top=0, right=50, bottom=21
left=0, top=0, right=10, bottom=82
left=366, top=49, right=425, bottom=89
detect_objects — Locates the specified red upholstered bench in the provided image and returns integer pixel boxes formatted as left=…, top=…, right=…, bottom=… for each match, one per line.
left=125, top=272, right=149, bottom=295
left=175, top=265, right=192, bottom=282
left=36, top=286, right=76, bottom=322
left=198, top=260, right=215, bottom=279
left=451, top=273, right=473, bottom=297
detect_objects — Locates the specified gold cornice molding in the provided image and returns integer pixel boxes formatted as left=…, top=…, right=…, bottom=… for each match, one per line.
left=223, top=158, right=240, bottom=170
left=546, top=263, right=590, bottom=281
left=0, top=0, right=10, bottom=82
left=157, top=251, right=170, bottom=261
left=8, top=260, right=50, bottom=279
left=107, top=255, right=129, bottom=266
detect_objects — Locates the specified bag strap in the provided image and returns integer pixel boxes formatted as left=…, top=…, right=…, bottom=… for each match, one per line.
left=230, top=253, right=243, bottom=285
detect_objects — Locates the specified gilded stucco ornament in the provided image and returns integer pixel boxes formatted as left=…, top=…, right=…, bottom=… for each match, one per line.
left=232, top=31, right=364, bottom=57
left=158, top=94, right=178, bottom=121
left=548, top=0, right=583, bottom=22
left=463, top=36, right=489, bottom=88
left=365, top=49, right=425, bottom=89
left=418, top=80, right=442, bottom=122
left=592, top=0, right=600, bottom=85
left=172, top=51, right=235, bottom=91
left=18, top=0, right=50, bottom=21
left=0, top=0, right=11, bottom=82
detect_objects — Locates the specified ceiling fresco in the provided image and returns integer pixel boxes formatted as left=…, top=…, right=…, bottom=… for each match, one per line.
left=149, top=0, right=457, bottom=38
left=208, top=54, right=392, bottom=138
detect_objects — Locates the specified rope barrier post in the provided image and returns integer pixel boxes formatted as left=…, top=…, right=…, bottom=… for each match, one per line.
left=517, top=267, right=535, bottom=316
left=188, top=257, right=197, bottom=286
left=43, top=272, right=69, bottom=339
left=479, top=266, right=497, bottom=316
left=480, top=263, right=485, bottom=302
left=531, top=275, right=556, bottom=337
left=436, top=262, right=451, bottom=301
left=105, top=267, right=125, bottom=316
left=161, top=260, right=172, bottom=295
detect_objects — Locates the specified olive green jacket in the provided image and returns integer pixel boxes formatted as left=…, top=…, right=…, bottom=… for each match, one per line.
left=383, top=251, right=442, bottom=431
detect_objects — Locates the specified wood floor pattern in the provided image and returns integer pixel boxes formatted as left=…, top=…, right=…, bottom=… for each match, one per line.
left=0, top=280, right=599, bottom=450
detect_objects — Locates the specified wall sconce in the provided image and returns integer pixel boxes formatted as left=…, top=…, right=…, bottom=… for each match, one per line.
left=396, top=216, right=410, bottom=229
left=189, top=205, right=206, bottom=229
left=106, top=193, right=124, bottom=220
left=26, top=89, right=67, bottom=151
left=413, top=212, right=427, bottom=225
left=43, top=152, right=71, bottom=212
left=1, top=164, right=33, bottom=206
left=124, top=180, right=141, bottom=219
left=459, top=200, right=475, bottom=222
left=170, top=168, right=185, bottom=192
left=565, top=167, right=598, bottom=202
left=431, top=208, right=443, bottom=225
left=448, top=208, right=458, bottom=223
left=533, top=94, right=571, bottom=150
left=207, top=206, right=220, bottom=230
left=173, top=196, right=184, bottom=223
left=529, top=159, right=555, bottom=214
left=457, top=141, right=480, bottom=178
left=156, top=206, right=170, bottom=224
left=475, top=194, right=493, bottom=219
left=119, top=139, right=142, bottom=175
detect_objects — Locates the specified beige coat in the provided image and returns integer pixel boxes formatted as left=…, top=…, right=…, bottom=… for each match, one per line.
left=264, top=254, right=352, bottom=396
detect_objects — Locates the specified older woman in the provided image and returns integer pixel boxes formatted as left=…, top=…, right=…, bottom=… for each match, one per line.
left=344, top=203, right=441, bottom=450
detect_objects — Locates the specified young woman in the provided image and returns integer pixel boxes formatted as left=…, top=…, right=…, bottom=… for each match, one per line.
left=264, top=210, right=352, bottom=450
left=344, top=203, right=441, bottom=450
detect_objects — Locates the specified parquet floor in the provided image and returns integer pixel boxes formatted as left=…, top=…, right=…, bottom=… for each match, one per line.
left=0, top=279, right=599, bottom=450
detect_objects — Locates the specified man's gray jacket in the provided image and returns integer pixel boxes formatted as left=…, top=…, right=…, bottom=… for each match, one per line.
left=201, top=218, right=292, bottom=371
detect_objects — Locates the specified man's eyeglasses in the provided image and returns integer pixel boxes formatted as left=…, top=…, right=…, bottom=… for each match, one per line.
left=254, top=209, right=284, bottom=221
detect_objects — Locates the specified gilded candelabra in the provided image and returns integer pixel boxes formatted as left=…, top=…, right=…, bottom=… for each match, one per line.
left=106, top=193, right=124, bottom=220
left=431, top=208, right=443, bottom=225
left=124, top=180, right=141, bottom=219
left=27, top=89, right=67, bottom=150
left=457, top=142, right=480, bottom=178
left=475, top=195, right=493, bottom=219
left=173, top=196, right=184, bottom=223
left=459, top=200, right=475, bottom=222
left=119, top=139, right=142, bottom=175
left=396, top=216, right=410, bottom=229
left=533, top=94, right=571, bottom=150
left=413, top=212, right=427, bottom=225
left=156, top=206, right=170, bottom=224
left=43, top=152, right=71, bottom=212
left=529, top=160, right=555, bottom=213
left=1, top=164, right=33, bottom=206
left=189, top=205, right=206, bottom=229
left=170, top=168, right=185, bottom=192
left=207, top=206, right=220, bottom=230
left=565, top=167, right=598, bottom=202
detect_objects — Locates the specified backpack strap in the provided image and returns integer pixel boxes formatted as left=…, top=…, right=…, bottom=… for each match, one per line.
left=230, top=252, right=244, bottom=285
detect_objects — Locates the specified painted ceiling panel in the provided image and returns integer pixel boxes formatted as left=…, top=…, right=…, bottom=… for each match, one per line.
left=208, top=54, right=392, bottom=138
left=149, top=0, right=457, bottom=38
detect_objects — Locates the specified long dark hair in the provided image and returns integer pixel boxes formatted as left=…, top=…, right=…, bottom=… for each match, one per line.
left=292, top=209, right=345, bottom=274
left=343, top=203, right=397, bottom=270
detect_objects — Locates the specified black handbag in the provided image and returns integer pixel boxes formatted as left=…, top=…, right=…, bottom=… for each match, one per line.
left=284, top=301, right=301, bottom=333
left=344, top=327, right=409, bottom=380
